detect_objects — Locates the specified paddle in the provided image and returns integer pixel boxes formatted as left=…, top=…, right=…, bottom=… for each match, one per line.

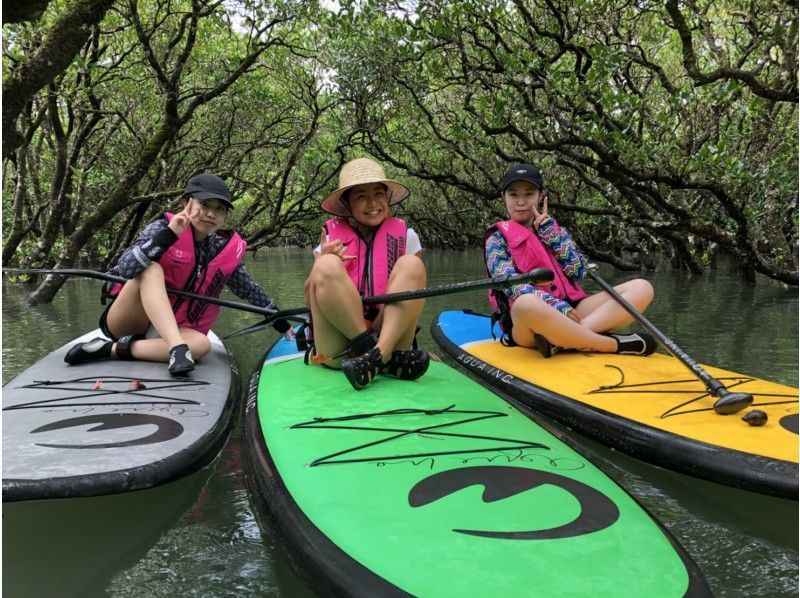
left=585, top=268, right=753, bottom=415
left=2, top=268, right=298, bottom=319
left=3, top=267, right=555, bottom=338
left=223, top=268, right=556, bottom=339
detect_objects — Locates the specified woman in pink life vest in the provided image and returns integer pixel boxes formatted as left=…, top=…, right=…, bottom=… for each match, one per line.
left=485, top=162, right=657, bottom=357
left=304, top=157, right=430, bottom=390
left=64, top=173, right=292, bottom=375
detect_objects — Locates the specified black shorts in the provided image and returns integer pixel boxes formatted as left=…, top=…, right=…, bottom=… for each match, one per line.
left=99, top=300, right=157, bottom=341
left=98, top=300, right=117, bottom=340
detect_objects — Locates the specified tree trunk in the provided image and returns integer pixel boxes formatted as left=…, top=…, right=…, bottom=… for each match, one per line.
left=3, top=145, right=32, bottom=265
left=24, top=87, right=69, bottom=269
left=27, top=123, right=177, bottom=304
left=2, top=0, right=52, bottom=24
left=2, top=0, right=115, bottom=157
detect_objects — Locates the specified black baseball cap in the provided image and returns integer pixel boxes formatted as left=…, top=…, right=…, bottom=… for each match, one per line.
left=499, top=163, right=544, bottom=192
left=183, top=173, right=234, bottom=209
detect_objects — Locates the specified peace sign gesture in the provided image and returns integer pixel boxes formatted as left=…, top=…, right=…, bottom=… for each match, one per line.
left=169, top=198, right=198, bottom=236
left=532, top=193, right=549, bottom=230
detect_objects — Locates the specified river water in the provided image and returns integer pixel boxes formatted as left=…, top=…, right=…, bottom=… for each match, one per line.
left=2, top=249, right=798, bottom=597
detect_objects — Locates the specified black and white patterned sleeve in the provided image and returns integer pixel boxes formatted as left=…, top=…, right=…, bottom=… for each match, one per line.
left=113, top=219, right=178, bottom=279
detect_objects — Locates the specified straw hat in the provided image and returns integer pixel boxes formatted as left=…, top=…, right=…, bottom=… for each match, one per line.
left=321, top=158, right=410, bottom=218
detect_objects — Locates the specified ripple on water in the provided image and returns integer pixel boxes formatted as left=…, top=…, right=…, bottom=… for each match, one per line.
left=106, top=518, right=283, bottom=597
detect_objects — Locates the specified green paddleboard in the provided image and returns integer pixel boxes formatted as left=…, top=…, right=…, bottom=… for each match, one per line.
left=243, top=336, right=710, bottom=596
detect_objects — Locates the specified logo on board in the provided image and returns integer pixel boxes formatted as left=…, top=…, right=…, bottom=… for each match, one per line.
left=409, top=466, right=619, bottom=540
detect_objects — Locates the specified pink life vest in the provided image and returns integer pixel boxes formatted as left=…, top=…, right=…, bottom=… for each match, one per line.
left=486, top=219, right=587, bottom=313
left=109, top=213, right=247, bottom=334
left=324, top=217, right=407, bottom=312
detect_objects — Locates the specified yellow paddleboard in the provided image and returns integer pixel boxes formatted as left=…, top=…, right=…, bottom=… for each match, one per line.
left=432, top=310, right=798, bottom=499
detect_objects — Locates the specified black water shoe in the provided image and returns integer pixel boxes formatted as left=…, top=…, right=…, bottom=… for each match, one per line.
left=341, top=347, right=384, bottom=391
left=168, top=344, right=195, bottom=375
left=607, top=332, right=657, bottom=356
left=64, top=337, right=113, bottom=365
left=382, top=349, right=430, bottom=381
left=534, top=334, right=561, bottom=359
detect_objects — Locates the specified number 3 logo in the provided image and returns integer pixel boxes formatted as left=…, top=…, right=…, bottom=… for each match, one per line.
left=31, top=414, right=183, bottom=449
left=408, top=465, right=619, bottom=540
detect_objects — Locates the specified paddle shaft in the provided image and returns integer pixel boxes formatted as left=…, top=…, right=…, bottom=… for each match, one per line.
left=586, top=268, right=752, bottom=412
left=362, top=267, right=554, bottom=306
left=3, top=268, right=276, bottom=317
left=4, top=267, right=554, bottom=326
left=223, top=268, right=555, bottom=338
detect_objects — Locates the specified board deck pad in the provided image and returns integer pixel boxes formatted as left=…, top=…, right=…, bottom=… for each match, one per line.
left=244, top=335, right=710, bottom=596
left=431, top=310, right=799, bottom=499
left=3, top=330, right=238, bottom=502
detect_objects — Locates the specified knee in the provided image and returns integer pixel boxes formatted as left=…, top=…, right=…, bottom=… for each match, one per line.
left=510, top=293, right=550, bottom=318
left=138, top=261, right=165, bottom=281
left=187, top=335, right=212, bottom=360
left=393, top=254, right=427, bottom=284
left=308, top=254, right=347, bottom=284
left=632, top=278, right=655, bottom=307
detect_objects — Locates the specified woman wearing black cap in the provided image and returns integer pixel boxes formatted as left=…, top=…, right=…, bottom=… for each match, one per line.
left=63, top=173, right=292, bottom=375
left=484, top=163, right=656, bottom=357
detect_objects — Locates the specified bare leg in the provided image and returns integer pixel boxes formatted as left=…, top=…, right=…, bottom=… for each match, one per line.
left=575, top=279, right=654, bottom=332
left=304, top=254, right=369, bottom=367
left=105, top=262, right=211, bottom=363
left=510, top=294, right=617, bottom=352
left=511, top=278, right=655, bottom=353
left=133, top=262, right=185, bottom=349
left=373, top=254, right=426, bottom=356
left=127, top=329, right=211, bottom=363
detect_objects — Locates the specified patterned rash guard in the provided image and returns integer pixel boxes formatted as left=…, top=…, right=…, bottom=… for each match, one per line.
left=484, top=217, right=587, bottom=316
left=110, top=218, right=289, bottom=332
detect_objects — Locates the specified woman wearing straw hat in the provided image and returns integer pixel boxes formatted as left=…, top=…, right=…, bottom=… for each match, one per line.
left=304, top=157, right=430, bottom=390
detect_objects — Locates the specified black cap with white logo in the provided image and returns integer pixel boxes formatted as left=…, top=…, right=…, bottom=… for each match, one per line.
left=183, top=173, right=234, bottom=209
left=499, top=163, right=544, bottom=192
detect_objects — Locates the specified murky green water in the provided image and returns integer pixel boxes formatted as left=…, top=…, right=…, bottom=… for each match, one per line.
left=3, top=249, right=798, bottom=596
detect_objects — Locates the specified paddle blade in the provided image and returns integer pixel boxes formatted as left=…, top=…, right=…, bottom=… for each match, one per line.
left=223, top=315, right=306, bottom=340
left=224, top=319, right=273, bottom=340
left=712, top=392, right=754, bottom=415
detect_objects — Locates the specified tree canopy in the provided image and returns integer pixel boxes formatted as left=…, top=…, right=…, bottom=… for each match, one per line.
left=3, top=0, right=797, bottom=303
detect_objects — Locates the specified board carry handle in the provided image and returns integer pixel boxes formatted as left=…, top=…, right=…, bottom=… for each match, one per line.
left=586, top=267, right=753, bottom=415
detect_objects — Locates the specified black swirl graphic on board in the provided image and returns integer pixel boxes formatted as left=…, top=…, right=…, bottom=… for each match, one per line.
left=583, top=371, right=798, bottom=419
left=408, top=465, right=619, bottom=540
left=779, top=414, right=799, bottom=435
left=292, top=406, right=551, bottom=467
left=5, top=376, right=207, bottom=411
left=31, top=413, right=183, bottom=448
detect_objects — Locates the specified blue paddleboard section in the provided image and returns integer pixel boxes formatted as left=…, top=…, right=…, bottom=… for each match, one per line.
left=436, top=310, right=499, bottom=345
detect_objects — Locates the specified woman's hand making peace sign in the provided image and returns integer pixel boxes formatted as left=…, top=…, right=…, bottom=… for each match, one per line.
left=532, top=193, right=549, bottom=231
left=168, top=198, right=198, bottom=237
